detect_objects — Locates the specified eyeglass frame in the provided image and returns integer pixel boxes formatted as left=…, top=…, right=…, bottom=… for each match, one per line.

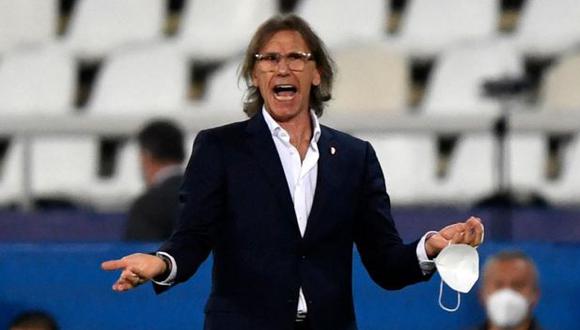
left=253, top=51, right=314, bottom=72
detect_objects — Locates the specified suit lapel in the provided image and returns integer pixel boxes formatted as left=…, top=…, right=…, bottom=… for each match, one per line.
left=303, top=126, right=340, bottom=241
left=245, top=113, right=300, bottom=235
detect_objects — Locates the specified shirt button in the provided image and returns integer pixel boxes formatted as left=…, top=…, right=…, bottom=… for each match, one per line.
left=301, top=255, right=307, bottom=260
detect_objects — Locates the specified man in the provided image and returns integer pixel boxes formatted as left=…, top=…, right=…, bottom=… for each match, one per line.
left=102, top=14, right=484, bottom=330
left=124, top=119, right=185, bottom=241
left=477, top=251, right=541, bottom=330
left=9, top=310, right=59, bottom=330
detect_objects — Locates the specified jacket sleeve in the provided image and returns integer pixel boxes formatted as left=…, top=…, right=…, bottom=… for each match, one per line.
left=154, top=130, right=225, bottom=291
left=354, top=141, right=431, bottom=290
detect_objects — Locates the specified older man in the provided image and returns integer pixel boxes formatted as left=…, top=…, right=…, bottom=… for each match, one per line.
left=102, top=14, right=484, bottom=330
left=477, top=250, right=541, bottom=330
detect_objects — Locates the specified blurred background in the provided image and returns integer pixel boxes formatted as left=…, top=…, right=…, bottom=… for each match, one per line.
left=0, top=0, right=579, bottom=329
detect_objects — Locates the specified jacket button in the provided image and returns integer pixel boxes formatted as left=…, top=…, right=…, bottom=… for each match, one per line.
left=301, top=255, right=306, bottom=260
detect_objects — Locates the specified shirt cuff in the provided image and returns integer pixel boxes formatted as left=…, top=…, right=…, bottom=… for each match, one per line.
left=152, top=251, right=177, bottom=286
left=416, top=231, right=438, bottom=275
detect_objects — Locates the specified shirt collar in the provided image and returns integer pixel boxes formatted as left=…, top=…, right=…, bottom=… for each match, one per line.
left=152, top=164, right=182, bottom=186
left=261, top=107, right=321, bottom=146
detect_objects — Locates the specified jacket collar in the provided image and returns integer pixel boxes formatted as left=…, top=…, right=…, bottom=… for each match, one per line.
left=245, top=111, right=338, bottom=240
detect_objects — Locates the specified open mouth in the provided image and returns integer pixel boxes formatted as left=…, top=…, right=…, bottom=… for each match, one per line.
left=273, top=84, right=297, bottom=100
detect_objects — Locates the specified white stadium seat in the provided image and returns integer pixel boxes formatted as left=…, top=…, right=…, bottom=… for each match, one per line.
left=0, top=140, right=25, bottom=207
left=513, top=0, right=580, bottom=57
left=295, top=0, right=388, bottom=50
left=0, top=0, right=57, bottom=55
left=331, top=45, right=409, bottom=113
left=86, top=43, right=188, bottom=115
left=396, top=0, right=498, bottom=59
left=64, top=0, right=164, bottom=60
left=420, top=41, right=522, bottom=116
left=176, top=0, right=277, bottom=61
left=0, top=47, right=75, bottom=115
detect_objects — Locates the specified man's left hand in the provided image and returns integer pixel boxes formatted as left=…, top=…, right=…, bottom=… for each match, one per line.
left=425, top=216, right=484, bottom=259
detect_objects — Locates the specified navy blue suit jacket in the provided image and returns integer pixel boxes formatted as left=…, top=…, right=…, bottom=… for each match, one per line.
left=156, top=112, right=431, bottom=329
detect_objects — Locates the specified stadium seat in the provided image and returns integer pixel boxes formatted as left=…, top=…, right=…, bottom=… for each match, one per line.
left=508, top=52, right=580, bottom=205
left=175, top=0, right=277, bottom=61
left=540, top=52, right=580, bottom=111
left=89, top=141, right=144, bottom=211
left=435, top=134, right=498, bottom=204
left=420, top=41, right=523, bottom=116
left=64, top=0, right=164, bottom=61
left=0, top=139, right=25, bottom=207
left=396, top=0, right=498, bottom=59
left=0, top=47, right=75, bottom=115
left=331, top=45, right=409, bottom=113
left=513, top=0, right=580, bottom=57
left=507, top=133, right=545, bottom=195
left=86, top=43, right=188, bottom=115
left=203, top=58, right=246, bottom=113
left=542, top=134, right=580, bottom=204
left=360, top=133, right=437, bottom=205
left=0, top=0, right=57, bottom=55
left=295, top=0, right=388, bottom=50
left=29, top=136, right=98, bottom=206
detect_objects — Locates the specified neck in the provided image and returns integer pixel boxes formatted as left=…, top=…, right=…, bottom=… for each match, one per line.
left=278, top=109, right=312, bottom=147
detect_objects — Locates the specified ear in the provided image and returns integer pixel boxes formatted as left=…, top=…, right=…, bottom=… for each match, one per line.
left=312, top=68, right=321, bottom=87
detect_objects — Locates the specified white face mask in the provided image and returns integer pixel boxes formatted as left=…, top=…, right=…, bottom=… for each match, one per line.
left=486, top=288, right=529, bottom=328
left=434, top=244, right=480, bottom=312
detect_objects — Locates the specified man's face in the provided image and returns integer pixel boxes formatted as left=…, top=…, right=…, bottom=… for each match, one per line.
left=252, top=30, right=321, bottom=123
left=481, top=259, right=540, bottom=307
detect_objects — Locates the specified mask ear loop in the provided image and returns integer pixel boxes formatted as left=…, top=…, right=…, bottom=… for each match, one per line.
left=438, top=280, right=461, bottom=312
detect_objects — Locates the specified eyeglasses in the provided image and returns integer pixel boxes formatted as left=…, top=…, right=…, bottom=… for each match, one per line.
left=254, top=52, right=313, bottom=72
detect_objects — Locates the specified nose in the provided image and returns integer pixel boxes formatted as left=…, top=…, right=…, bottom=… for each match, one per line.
left=275, top=57, right=290, bottom=75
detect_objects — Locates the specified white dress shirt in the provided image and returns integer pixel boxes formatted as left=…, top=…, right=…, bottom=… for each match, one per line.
left=155, top=108, right=436, bottom=314
left=262, top=108, right=321, bottom=314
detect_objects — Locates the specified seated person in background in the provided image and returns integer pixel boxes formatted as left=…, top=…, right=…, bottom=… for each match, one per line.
left=124, top=119, right=185, bottom=241
left=477, top=250, right=541, bottom=330
left=9, top=310, right=59, bottom=330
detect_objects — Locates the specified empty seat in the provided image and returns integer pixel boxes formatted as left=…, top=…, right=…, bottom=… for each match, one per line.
left=396, top=0, right=498, bottom=59
left=175, top=0, right=276, bottom=61
left=331, top=45, right=409, bottom=113
left=513, top=0, right=580, bottom=57
left=64, top=0, right=164, bottom=60
left=0, top=140, right=25, bottom=207
left=295, top=0, right=388, bottom=49
left=507, top=133, right=545, bottom=193
left=30, top=136, right=98, bottom=206
left=435, top=134, right=498, bottom=204
left=540, top=52, right=580, bottom=111
left=359, top=133, right=437, bottom=205
left=420, top=41, right=523, bottom=116
left=0, top=0, right=57, bottom=54
left=542, top=134, right=580, bottom=204
left=0, top=47, right=75, bottom=115
left=203, top=59, right=246, bottom=113
left=86, top=43, right=188, bottom=115
left=89, top=141, right=144, bottom=211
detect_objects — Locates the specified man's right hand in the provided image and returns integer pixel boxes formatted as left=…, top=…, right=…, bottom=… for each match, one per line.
left=101, top=253, right=166, bottom=292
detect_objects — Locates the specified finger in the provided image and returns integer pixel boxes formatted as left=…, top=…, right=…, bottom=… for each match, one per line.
left=466, top=217, right=484, bottom=246
left=450, top=231, right=464, bottom=245
left=112, top=275, right=135, bottom=291
left=101, top=259, right=127, bottom=271
left=463, top=222, right=475, bottom=244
